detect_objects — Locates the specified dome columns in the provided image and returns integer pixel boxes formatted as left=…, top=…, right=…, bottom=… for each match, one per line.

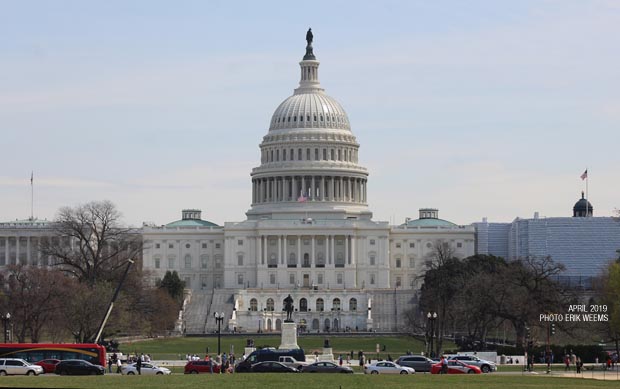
left=251, top=175, right=367, bottom=205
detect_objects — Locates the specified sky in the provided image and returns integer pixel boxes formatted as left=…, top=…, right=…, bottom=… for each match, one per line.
left=1, top=0, right=619, bottom=227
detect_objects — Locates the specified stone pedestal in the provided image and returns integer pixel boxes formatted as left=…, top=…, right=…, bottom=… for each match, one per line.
left=318, top=347, right=334, bottom=362
left=279, top=322, right=299, bottom=350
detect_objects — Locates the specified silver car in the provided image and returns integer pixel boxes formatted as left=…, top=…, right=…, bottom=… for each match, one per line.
left=448, top=355, right=496, bottom=373
left=364, top=361, right=415, bottom=374
left=0, top=358, right=44, bottom=376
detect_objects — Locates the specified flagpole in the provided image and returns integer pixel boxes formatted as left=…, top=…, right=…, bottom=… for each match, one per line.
left=30, top=171, right=34, bottom=220
left=585, top=168, right=589, bottom=217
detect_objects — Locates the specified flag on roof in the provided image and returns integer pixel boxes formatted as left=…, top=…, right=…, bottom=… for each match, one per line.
left=580, top=169, right=588, bottom=180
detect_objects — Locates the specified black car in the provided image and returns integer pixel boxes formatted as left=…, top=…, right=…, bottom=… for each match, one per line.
left=396, top=355, right=434, bottom=373
left=251, top=361, right=300, bottom=373
left=55, top=360, right=105, bottom=375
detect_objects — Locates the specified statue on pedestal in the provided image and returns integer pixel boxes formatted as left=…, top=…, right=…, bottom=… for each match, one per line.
left=284, top=294, right=294, bottom=322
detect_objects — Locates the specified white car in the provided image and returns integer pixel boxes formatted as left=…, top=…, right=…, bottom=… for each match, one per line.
left=0, top=358, right=44, bottom=376
left=364, top=361, right=415, bottom=374
left=121, top=362, right=171, bottom=375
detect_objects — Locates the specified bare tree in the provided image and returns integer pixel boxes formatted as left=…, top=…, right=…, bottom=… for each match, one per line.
left=39, top=200, right=142, bottom=286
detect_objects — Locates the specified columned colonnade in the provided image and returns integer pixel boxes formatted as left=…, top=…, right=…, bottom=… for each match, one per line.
left=255, top=234, right=356, bottom=268
left=252, top=175, right=367, bottom=204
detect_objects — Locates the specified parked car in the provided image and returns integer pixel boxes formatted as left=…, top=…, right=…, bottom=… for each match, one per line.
left=448, top=355, right=497, bottom=373
left=54, top=359, right=105, bottom=375
left=251, top=361, right=300, bottom=373
left=0, top=358, right=44, bottom=376
left=302, top=361, right=353, bottom=373
left=396, top=355, right=434, bottom=373
left=363, top=361, right=415, bottom=374
left=430, top=359, right=481, bottom=374
left=278, top=356, right=309, bottom=370
left=184, top=360, right=221, bottom=374
left=34, top=359, right=61, bottom=374
left=122, top=362, right=171, bottom=375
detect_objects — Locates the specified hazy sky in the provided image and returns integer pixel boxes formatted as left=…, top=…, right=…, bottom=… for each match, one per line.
left=1, top=0, right=619, bottom=227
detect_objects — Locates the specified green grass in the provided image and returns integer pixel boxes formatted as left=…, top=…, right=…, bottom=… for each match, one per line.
left=121, top=335, right=450, bottom=360
left=0, top=374, right=618, bottom=389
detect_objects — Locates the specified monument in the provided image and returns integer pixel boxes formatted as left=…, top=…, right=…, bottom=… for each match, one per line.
left=279, top=294, right=299, bottom=350
left=318, top=337, right=334, bottom=362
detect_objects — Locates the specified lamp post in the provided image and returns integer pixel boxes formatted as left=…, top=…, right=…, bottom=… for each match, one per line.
left=2, top=313, right=11, bottom=343
left=214, top=312, right=224, bottom=356
left=427, top=312, right=437, bottom=358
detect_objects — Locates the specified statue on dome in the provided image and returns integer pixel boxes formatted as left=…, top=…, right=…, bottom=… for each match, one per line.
left=306, top=28, right=313, bottom=46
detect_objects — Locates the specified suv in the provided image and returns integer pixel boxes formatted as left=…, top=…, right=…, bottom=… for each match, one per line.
left=396, top=355, right=434, bottom=372
left=448, top=355, right=496, bottom=373
left=55, top=359, right=105, bottom=375
left=0, top=358, right=44, bottom=376
left=184, top=360, right=221, bottom=374
left=236, top=348, right=306, bottom=373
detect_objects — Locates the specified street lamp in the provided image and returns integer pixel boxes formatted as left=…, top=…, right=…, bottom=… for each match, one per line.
left=214, top=312, right=225, bottom=356
left=427, top=312, right=437, bottom=358
left=2, top=313, right=11, bottom=343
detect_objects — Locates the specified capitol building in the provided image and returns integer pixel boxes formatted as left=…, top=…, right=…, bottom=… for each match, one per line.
left=141, top=34, right=475, bottom=333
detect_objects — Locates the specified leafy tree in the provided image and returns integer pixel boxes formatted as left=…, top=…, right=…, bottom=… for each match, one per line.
left=599, top=258, right=620, bottom=356
left=39, top=200, right=142, bottom=286
left=158, top=271, right=185, bottom=304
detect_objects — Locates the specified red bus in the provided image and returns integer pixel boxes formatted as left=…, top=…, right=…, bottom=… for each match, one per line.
left=0, top=343, right=107, bottom=367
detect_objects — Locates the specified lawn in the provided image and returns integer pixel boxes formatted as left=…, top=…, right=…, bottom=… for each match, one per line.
left=120, top=335, right=449, bottom=360
left=0, top=374, right=617, bottom=389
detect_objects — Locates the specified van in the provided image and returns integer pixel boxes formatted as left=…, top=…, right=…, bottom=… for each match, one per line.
left=235, top=348, right=305, bottom=372
left=0, top=358, right=44, bottom=376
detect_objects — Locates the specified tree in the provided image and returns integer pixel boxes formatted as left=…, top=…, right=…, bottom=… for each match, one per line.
left=599, top=259, right=620, bottom=356
left=158, top=271, right=185, bottom=304
left=39, top=200, right=142, bottom=286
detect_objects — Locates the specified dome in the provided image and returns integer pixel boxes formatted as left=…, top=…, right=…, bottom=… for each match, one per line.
left=573, top=192, right=593, bottom=217
left=401, top=218, right=457, bottom=228
left=166, top=209, right=219, bottom=227
left=269, top=92, right=351, bottom=131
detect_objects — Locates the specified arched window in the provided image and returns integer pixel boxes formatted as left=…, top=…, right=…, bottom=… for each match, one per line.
left=300, top=298, right=308, bottom=312
left=250, top=298, right=257, bottom=311
left=184, top=254, right=192, bottom=269
left=283, top=149, right=287, bottom=161
left=396, top=258, right=401, bottom=268
left=266, top=298, right=274, bottom=311
left=332, top=298, right=341, bottom=310
left=316, top=298, right=324, bottom=312
left=303, top=253, right=310, bottom=267
left=349, top=298, right=357, bottom=311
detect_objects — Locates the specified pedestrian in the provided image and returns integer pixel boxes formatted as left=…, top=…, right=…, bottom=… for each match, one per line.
left=108, top=357, right=113, bottom=373
left=564, top=354, right=570, bottom=371
left=440, top=355, right=448, bottom=374
left=346, top=354, right=350, bottom=365
left=576, top=357, right=582, bottom=374
left=136, top=356, right=142, bottom=375
left=339, top=355, right=343, bottom=366
left=116, top=358, right=122, bottom=374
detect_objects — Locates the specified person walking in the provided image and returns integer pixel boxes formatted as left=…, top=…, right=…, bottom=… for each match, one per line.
left=136, top=356, right=142, bottom=375
left=116, top=358, right=122, bottom=374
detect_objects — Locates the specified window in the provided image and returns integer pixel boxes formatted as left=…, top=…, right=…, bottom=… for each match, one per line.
left=396, top=258, right=401, bottom=268
left=317, top=238, right=324, bottom=246
left=370, top=274, right=375, bottom=285
left=349, top=298, right=357, bottom=311
left=215, top=256, right=222, bottom=269
left=216, top=243, right=221, bottom=249
left=238, top=239, right=243, bottom=246
left=323, top=149, right=327, bottom=160
left=250, top=298, right=257, bottom=311
left=184, top=254, right=192, bottom=269
left=155, top=258, right=160, bottom=269
left=269, top=239, right=276, bottom=246
left=202, top=243, right=207, bottom=249
left=370, top=239, right=375, bottom=246
left=201, top=255, right=208, bottom=269
left=267, top=298, right=275, bottom=311
left=409, top=242, right=415, bottom=248
left=426, top=242, right=432, bottom=248
left=300, top=298, right=308, bottom=312
left=330, top=149, right=335, bottom=160
left=168, top=257, right=175, bottom=268
left=316, top=298, right=324, bottom=311
left=409, top=257, right=415, bottom=268
left=396, top=242, right=401, bottom=248
left=338, top=149, right=341, bottom=160
left=396, top=277, right=402, bottom=288
left=317, top=273, right=323, bottom=284
left=270, top=273, right=276, bottom=285
left=283, top=149, right=287, bottom=160
left=336, top=273, right=343, bottom=284
left=186, top=243, right=191, bottom=249
left=298, top=149, right=302, bottom=160
left=289, top=273, right=295, bottom=285
left=332, top=298, right=341, bottom=310
left=306, top=149, right=310, bottom=160
left=169, top=243, right=174, bottom=249
left=237, top=273, right=244, bottom=285
left=370, top=255, right=375, bottom=266
left=315, top=149, right=319, bottom=160
left=237, top=254, right=244, bottom=266
left=457, top=242, right=463, bottom=248
left=155, top=243, right=160, bottom=249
